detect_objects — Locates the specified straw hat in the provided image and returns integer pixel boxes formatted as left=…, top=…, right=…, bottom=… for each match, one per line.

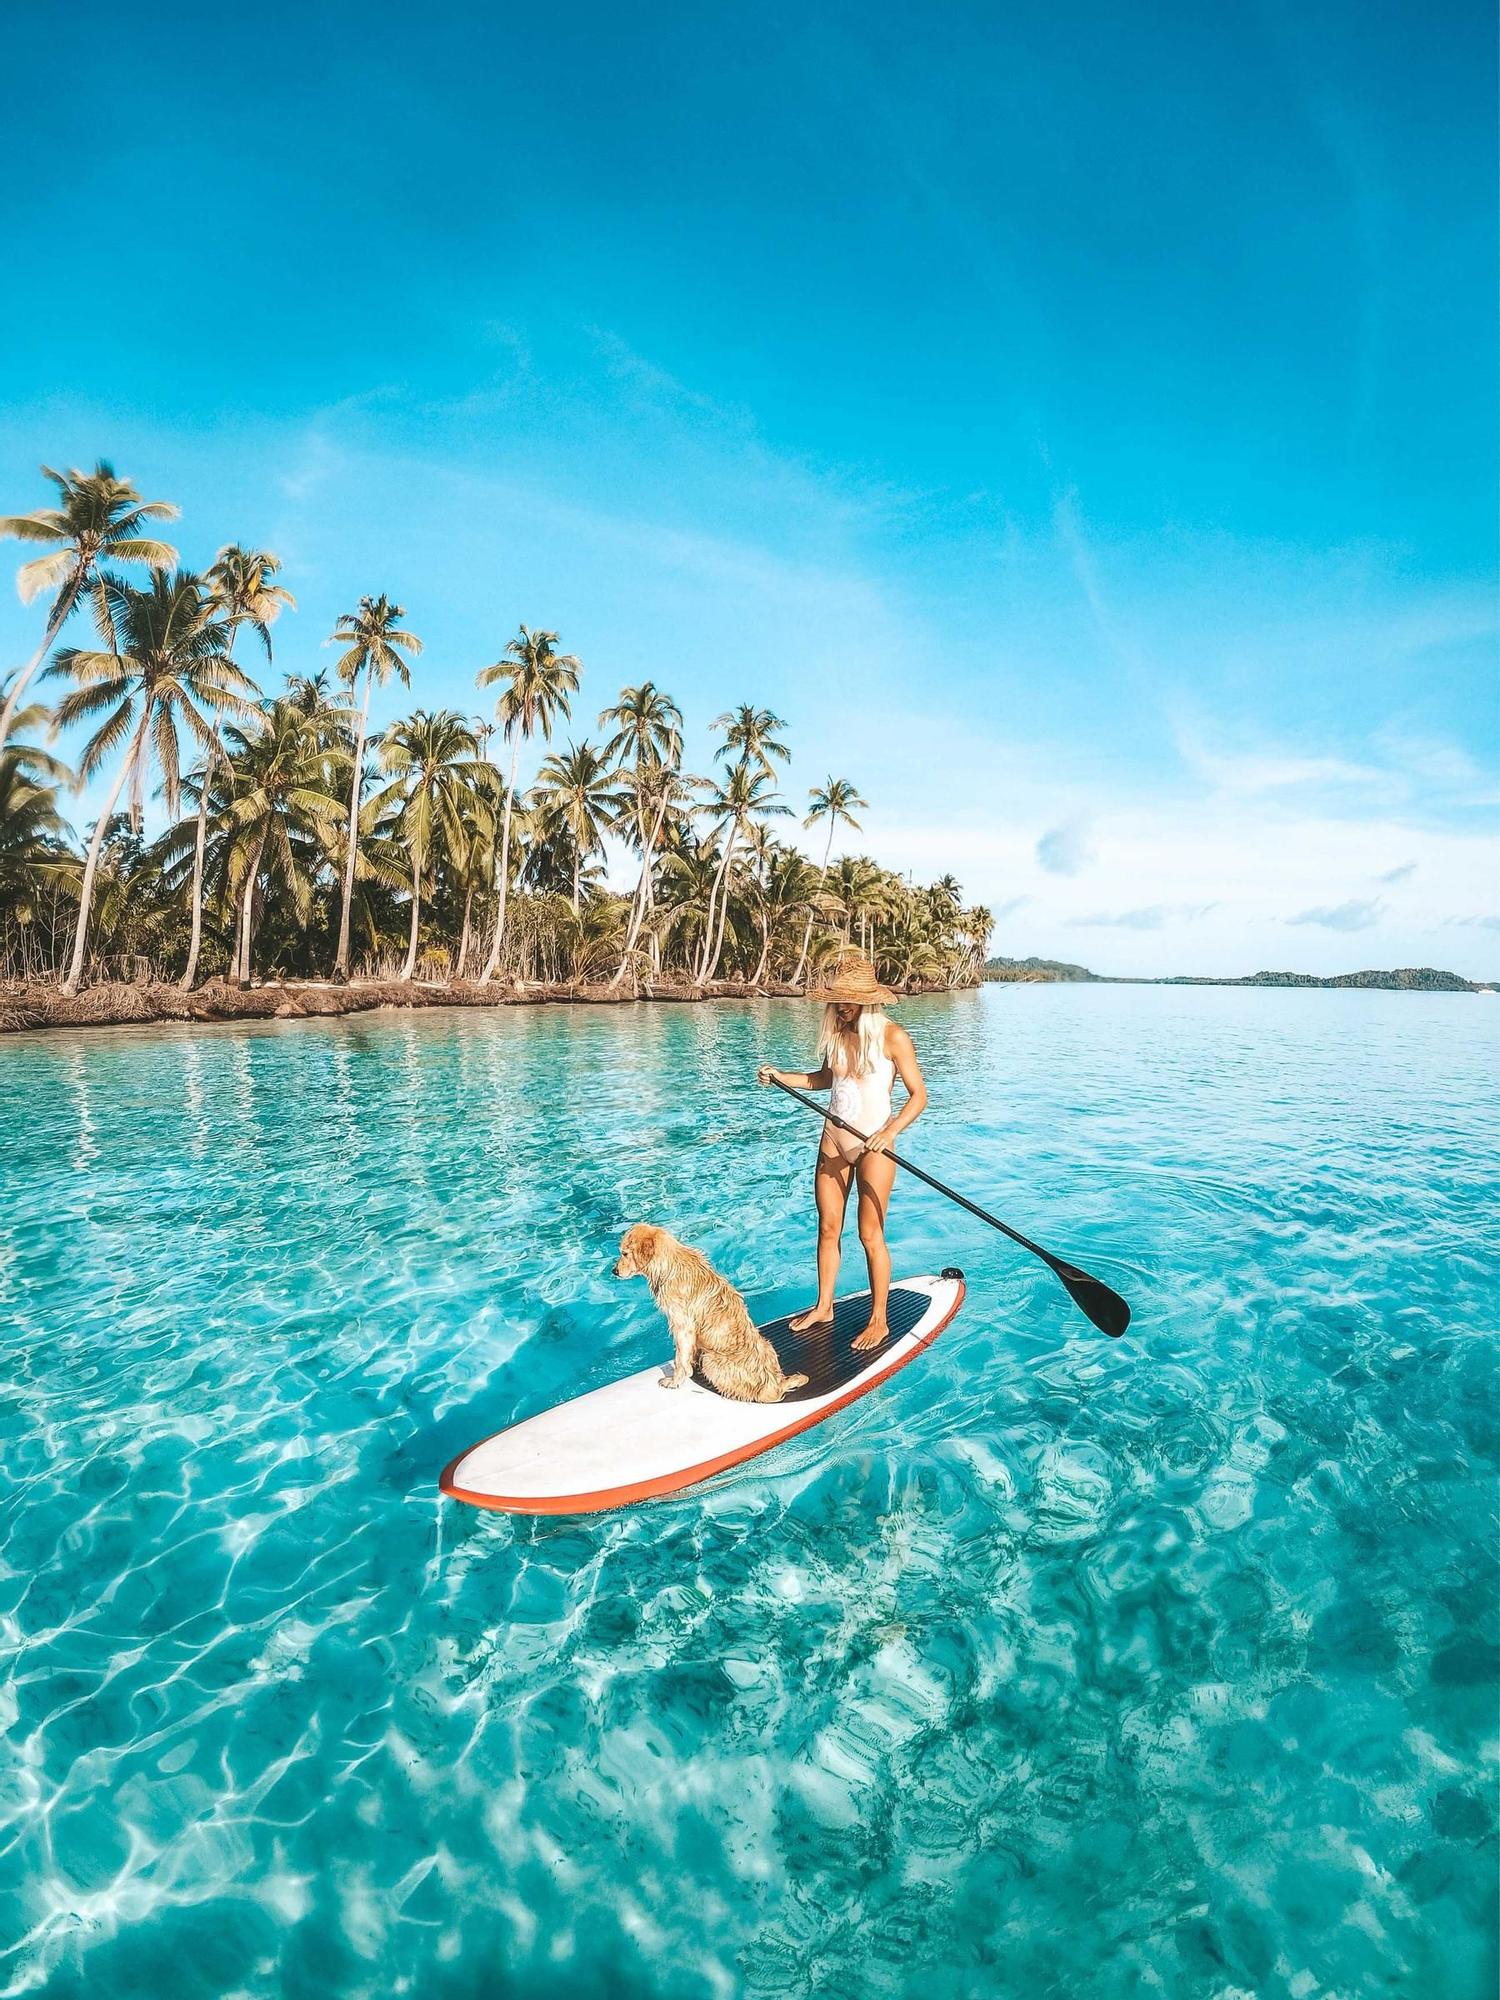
left=808, top=952, right=896, bottom=1004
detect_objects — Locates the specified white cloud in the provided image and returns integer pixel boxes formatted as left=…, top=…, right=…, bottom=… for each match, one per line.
left=5, top=332, right=1494, bottom=986
left=1036, top=819, right=1095, bottom=876
left=1068, top=906, right=1167, bottom=930
left=1174, top=722, right=1385, bottom=798
left=866, top=786, right=1499, bottom=978
left=1067, top=903, right=1217, bottom=930
left=1373, top=725, right=1491, bottom=793
left=1287, top=898, right=1385, bottom=932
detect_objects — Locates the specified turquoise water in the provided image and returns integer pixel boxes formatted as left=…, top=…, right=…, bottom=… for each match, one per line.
left=1, top=986, right=1496, bottom=1998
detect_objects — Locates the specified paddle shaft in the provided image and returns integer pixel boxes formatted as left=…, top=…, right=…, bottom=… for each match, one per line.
left=768, top=1075, right=1131, bottom=1337
left=770, top=1077, right=1050, bottom=1258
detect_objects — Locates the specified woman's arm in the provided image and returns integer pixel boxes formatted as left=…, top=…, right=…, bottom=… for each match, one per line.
left=861, top=1024, right=927, bottom=1154
left=757, top=1062, right=833, bottom=1089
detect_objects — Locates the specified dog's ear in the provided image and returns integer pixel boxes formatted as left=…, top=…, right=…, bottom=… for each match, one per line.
left=619, top=1223, right=659, bottom=1272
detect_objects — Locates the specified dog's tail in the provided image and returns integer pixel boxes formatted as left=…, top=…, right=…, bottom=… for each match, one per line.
left=780, top=1372, right=809, bottom=1397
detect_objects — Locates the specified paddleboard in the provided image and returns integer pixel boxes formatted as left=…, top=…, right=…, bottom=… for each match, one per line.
left=441, top=1270, right=966, bottom=1514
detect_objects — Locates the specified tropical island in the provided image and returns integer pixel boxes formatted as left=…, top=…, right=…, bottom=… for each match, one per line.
left=985, top=956, right=1490, bottom=993
left=0, top=462, right=992, bottom=1035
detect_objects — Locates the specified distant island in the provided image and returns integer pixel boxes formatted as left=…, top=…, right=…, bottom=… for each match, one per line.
left=985, top=957, right=1493, bottom=993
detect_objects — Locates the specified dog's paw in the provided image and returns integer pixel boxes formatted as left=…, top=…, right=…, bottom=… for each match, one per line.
left=659, top=1370, right=681, bottom=1389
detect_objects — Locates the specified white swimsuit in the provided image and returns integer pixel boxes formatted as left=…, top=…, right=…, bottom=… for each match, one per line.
left=827, top=1037, right=895, bottom=1156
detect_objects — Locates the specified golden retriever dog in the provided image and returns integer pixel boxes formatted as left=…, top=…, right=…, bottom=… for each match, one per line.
left=613, top=1224, right=809, bottom=1403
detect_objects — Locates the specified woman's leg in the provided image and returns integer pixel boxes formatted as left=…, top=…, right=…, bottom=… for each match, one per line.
left=789, top=1143, right=853, bottom=1331
left=851, top=1148, right=897, bottom=1349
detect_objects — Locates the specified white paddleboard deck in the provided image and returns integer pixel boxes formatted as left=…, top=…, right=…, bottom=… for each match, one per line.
left=441, top=1271, right=965, bottom=1514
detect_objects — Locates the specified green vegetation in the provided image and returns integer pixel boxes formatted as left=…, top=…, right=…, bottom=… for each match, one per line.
left=985, top=957, right=1481, bottom=993
left=985, top=955, right=1100, bottom=983
left=1, top=461, right=990, bottom=997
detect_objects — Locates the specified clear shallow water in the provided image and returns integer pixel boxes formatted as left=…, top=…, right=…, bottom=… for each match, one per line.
left=1, top=985, right=1496, bottom=1998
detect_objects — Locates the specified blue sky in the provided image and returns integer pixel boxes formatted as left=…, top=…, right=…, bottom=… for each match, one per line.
left=3, top=0, right=1496, bottom=974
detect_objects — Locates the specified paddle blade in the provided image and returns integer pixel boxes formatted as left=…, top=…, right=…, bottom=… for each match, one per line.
left=1054, top=1262, right=1132, bottom=1339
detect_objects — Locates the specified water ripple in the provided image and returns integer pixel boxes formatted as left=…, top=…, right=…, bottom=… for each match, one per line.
left=0, top=987, right=1495, bottom=1996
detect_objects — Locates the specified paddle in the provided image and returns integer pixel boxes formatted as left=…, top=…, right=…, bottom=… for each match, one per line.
left=768, top=1076, right=1131, bottom=1339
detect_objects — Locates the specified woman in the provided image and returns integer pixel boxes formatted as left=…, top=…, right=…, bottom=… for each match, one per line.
left=757, top=954, right=928, bottom=1351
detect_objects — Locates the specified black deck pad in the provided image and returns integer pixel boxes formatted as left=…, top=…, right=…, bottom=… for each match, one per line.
left=695, top=1286, right=930, bottom=1402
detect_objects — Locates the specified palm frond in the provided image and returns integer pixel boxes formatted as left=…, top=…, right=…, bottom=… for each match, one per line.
left=0, top=513, right=67, bottom=545
left=76, top=699, right=138, bottom=779
left=46, top=648, right=127, bottom=690
left=153, top=702, right=182, bottom=817
left=106, top=537, right=177, bottom=570
left=15, top=551, right=75, bottom=603
left=52, top=677, right=132, bottom=728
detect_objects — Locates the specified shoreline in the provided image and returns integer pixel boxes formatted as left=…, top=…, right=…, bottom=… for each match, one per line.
left=0, top=974, right=976, bottom=1039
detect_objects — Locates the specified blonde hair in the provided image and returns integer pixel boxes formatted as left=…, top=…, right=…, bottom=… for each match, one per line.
left=819, top=1003, right=888, bottom=1079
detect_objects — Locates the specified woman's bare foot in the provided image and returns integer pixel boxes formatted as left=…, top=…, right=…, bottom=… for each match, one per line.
left=788, top=1304, right=834, bottom=1333
left=851, top=1316, right=890, bottom=1352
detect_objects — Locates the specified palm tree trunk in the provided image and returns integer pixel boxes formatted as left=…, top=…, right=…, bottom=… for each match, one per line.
left=792, top=907, right=817, bottom=988
left=792, top=820, right=838, bottom=988
left=752, top=911, right=772, bottom=987
left=694, top=859, right=720, bottom=982
left=61, top=707, right=150, bottom=996
left=708, top=861, right=735, bottom=980
left=179, top=778, right=212, bottom=990
left=700, top=829, right=739, bottom=984
left=178, top=731, right=222, bottom=991
left=479, top=735, right=519, bottom=984
left=456, top=880, right=474, bottom=979
left=401, top=851, right=422, bottom=981
left=182, top=616, right=239, bottom=992
left=0, top=574, right=81, bottom=768
left=612, top=789, right=670, bottom=988
left=236, top=830, right=267, bottom=984
left=571, top=849, right=581, bottom=917
left=695, top=830, right=735, bottom=983
left=332, top=667, right=372, bottom=981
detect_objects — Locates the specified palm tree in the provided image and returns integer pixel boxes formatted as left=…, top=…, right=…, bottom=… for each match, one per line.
left=599, top=683, right=685, bottom=988
left=212, top=701, right=349, bottom=983
left=695, top=761, right=790, bottom=983
left=48, top=572, right=258, bottom=994
left=178, top=547, right=290, bottom=989
left=285, top=669, right=338, bottom=716
left=380, top=710, right=483, bottom=980
left=476, top=626, right=581, bottom=981
left=0, top=700, right=71, bottom=797
left=599, top=681, right=683, bottom=774
left=792, top=775, right=867, bottom=987
left=531, top=741, right=619, bottom=917
left=951, top=904, right=992, bottom=986
left=440, top=746, right=499, bottom=980
left=329, top=595, right=422, bottom=980
left=930, top=874, right=964, bottom=924
left=711, top=703, right=790, bottom=779
left=743, top=838, right=819, bottom=987
left=611, top=755, right=695, bottom=987
left=0, top=462, right=179, bottom=766
left=824, top=854, right=887, bottom=952
left=0, top=707, right=76, bottom=973
left=655, top=841, right=722, bottom=974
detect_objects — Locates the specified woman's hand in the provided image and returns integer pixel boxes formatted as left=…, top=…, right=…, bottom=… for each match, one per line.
left=862, top=1123, right=898, bottom=1156
left=757, top=1064, right=781, bottom=1087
